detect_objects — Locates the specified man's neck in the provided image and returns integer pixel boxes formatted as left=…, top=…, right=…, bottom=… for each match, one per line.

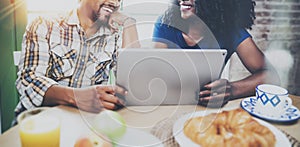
left=77, top=7, right=102, bottom=37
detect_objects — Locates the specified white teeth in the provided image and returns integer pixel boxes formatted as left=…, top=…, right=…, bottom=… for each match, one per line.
left=181, top=5, right=191, bottom=9
left=103, top=7, right=113, bottom=13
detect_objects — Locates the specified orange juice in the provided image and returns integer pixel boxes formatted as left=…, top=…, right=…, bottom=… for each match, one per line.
left=19, top=116, right=60, bottom=147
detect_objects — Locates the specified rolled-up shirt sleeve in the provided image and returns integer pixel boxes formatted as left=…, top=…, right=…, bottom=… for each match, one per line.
left=15, top=17, right=58, bottom=110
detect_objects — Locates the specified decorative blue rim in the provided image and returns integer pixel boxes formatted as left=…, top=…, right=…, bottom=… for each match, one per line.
left=240, top=97, right=300, bottom=123
left=256, top=84, right=288, bottom=96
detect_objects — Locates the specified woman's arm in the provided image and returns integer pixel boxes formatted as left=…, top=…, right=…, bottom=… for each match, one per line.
left=198, top=37, right=280, bottom=106
left=154, top=42, right=168, bottom=48
left=230, top=37, right=280, bottom=98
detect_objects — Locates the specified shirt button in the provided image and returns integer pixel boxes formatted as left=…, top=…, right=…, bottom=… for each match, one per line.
left=74, top=78, right=78, bottom=81
left=81, top=59, right=84, bottom=62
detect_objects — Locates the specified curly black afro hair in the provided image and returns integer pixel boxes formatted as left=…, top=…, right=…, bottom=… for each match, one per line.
left=161, top=0, right=256, bottom=35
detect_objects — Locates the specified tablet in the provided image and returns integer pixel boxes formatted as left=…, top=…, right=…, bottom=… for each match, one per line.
left=116, top=49, right=227, bottom=106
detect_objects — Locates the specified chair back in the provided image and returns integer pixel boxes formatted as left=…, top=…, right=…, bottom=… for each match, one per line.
left=13, top=51, right=21, bottom=66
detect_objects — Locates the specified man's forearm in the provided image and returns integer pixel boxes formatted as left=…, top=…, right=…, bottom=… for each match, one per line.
left=43, top=85, right=76, bottom=107
left=122, top=17, right=140, bottom=48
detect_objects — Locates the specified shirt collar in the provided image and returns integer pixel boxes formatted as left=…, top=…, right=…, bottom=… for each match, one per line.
left=67, top=9, right=79, bottom=26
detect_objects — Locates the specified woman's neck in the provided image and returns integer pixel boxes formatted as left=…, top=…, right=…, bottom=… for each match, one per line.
left=182, top=21, right=204, bottom=47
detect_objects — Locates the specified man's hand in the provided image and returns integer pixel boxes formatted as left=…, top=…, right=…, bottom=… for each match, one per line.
left=108, top=11, right=136, bottom=33
left=198, top=79, right=232, bottom=107
left=73, top=85, right=126, bottom=113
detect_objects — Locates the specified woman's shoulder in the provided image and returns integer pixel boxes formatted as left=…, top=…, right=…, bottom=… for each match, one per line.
left=155, top=17, right=182, bottom=33
left=217, top=27, right=252, bottom=51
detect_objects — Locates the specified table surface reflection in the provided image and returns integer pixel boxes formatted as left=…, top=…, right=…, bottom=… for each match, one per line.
left=0, top=95, right=299, bottom=146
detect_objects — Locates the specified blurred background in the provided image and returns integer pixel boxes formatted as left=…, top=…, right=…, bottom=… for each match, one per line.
left=0, top=0, right=299, bottom=133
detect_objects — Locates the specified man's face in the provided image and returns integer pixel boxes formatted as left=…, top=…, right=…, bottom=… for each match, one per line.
left=91, top=0, right=121, bottom=22
left=178, top=0, right=196, bottom=19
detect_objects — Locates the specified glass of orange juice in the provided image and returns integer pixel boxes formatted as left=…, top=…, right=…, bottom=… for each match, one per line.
left=19, top=115, right=60, bottom=147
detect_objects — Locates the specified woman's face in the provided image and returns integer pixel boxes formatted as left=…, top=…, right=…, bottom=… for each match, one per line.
left=178, top=0, right=196, bottom=19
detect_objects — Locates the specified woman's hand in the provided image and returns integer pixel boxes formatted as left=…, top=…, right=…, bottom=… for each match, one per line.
left=198, top=79, right=232, bottom=107
left=73, top=85, right=126, bottom=113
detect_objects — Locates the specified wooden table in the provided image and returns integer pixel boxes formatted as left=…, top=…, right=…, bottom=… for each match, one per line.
left=0, top=95, right=299, bottom=146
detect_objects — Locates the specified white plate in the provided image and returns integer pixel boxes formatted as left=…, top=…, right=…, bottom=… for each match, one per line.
left=241, top=97, right=300, bottom=122
left=173, top=111, right=291, bottom=147
left=116, top=128, right=163, bottom=147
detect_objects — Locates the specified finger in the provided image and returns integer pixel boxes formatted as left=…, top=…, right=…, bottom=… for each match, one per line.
left=101, top=101, right=116, bottom=110
left=99, top=93, right=120, bottom=104
left=110, top=27, right=118, bottom=33
left=205, top=79, right=226, bottom=89
left=198, top=99, right=228, bottom=108
left=108, top=16, right=114, bottom=27
left=96, top=85, right=115, bottom=93
left=204, top=81, right=219, bottom=89
left=210, top=87, right=232, bottom=99
left=102, top=85, right=126, bottom=95
left=199, top=89, right=226, bottom=98
left=108, top=18, right=118, bottom=31
left=200, top=88, right=229, bottom=99
left=198, top=94, right=227, bottom=106
left=109, top=25, right=118, bottom=33
left=199, top=93, right=228, bottom=102
left=199, top=90, right=211, bottom=97
left=117, top=98, right=125, bottom=106
left=113, top=85, right=127, bottom=95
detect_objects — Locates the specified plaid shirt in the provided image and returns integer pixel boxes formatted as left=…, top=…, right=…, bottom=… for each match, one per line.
left=15, top=10, right=122, bottom=114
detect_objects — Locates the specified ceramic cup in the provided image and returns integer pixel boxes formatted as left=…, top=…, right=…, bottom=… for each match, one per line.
left=255, top=84, right=292, bottom=118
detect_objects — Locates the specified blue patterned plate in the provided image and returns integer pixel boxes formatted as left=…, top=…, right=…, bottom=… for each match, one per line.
left=241, top=97, right=300, bottom=122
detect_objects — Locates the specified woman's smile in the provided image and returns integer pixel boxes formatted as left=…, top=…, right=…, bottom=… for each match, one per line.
left=179, top=0, right=196, bottom=19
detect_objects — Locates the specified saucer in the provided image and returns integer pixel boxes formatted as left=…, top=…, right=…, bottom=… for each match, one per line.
left=241, top=97, right=300, bottom=122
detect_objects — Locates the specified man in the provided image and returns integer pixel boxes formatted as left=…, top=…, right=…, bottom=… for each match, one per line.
left=15, top=0, right=140, bottom=115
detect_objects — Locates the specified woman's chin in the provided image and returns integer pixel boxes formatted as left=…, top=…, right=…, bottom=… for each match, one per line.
left=181, top=13, right=193, bottom=19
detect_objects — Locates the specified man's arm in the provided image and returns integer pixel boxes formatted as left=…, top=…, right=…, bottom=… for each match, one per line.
left=122, top=17, right=140, bottom=48
left=44, top=85, right=126, bottom=113
left=16, top=17, right=58, bottom=111
left=108, top=11, right=140, bottom=48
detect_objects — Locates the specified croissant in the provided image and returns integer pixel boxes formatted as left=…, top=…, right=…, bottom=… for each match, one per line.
left=183, top=109, right=276, bottom=147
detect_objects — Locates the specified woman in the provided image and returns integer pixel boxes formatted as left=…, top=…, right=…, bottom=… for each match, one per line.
left=153, top=0, right=279, bottom=106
